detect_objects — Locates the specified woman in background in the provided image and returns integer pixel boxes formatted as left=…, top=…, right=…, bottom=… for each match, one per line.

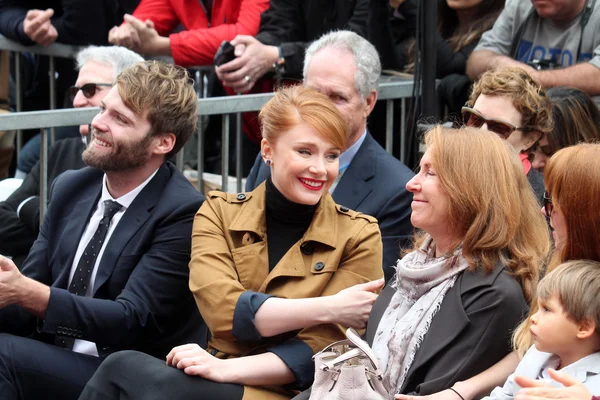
left=532, top=87, right=600, bottom=172
left=462, top=67, right=553, bottom=203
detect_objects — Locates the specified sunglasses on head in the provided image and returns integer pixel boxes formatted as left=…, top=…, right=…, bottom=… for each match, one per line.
left=461, top=107, right=533, bottom=140
left=68, top=83, right=112, bottom=102
left=543, top=191, right=553, bottom=217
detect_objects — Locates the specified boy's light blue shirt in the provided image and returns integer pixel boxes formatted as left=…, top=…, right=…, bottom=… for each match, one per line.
left=484, top=345, right=600, bottom=399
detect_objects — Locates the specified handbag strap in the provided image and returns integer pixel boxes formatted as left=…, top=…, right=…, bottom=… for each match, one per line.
left=346, top=328, right=382, bottom=372
left=318, top=329, right=383, bottom=377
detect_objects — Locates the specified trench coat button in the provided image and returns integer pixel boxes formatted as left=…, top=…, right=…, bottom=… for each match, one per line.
left=314, top=261, right=325, bottom=271
left=340, top=206, right=349, bottom=212
left=242, top=232, right=255, bottom=245
left=300, top=242, right=314, bottom=255
left=237, top=193, right=246, bottom=201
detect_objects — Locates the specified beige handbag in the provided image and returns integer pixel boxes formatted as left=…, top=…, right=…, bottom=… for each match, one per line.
left=309, top=328, right=388, bottom=400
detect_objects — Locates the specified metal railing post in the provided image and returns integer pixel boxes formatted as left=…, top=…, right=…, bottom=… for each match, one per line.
left=235, top=109, right=242, bottom=193
left=197, top=123, right=204, bottom=194
left=48, top=56, right=56, bottom=145
left=385, top=100, right=394, bottom=153
left=39, top=127, right=49, bottom=223
left=221, top=114, right=230, bottom=192
left=400, top=98, right=407, bottom=164
left=15, top=52, right=22, bottom=153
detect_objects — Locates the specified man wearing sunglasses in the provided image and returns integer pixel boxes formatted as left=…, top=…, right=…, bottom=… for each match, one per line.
left=0, top=46, right=143, bottom=268
left=463, top=67, right=553, bottom=204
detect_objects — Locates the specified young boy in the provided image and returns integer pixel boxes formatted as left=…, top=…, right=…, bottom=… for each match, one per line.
left=484, top=260, right=600, bottom=399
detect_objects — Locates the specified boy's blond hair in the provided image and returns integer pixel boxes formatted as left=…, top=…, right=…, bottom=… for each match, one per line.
left=538, top=260, right=600, bottom=332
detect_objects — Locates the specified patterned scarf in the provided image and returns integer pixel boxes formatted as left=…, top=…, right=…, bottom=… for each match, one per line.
left=371, top=236, right=470, bottom=398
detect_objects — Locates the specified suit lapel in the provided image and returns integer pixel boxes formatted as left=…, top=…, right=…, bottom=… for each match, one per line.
left=54, top=175, right=102, bottom=289
left=332, top=133, right=375, bottom=210
left=92, top=164, right=171, bottom=295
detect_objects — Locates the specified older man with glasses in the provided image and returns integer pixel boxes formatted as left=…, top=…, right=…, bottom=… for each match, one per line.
left=0, top=46, right=143, bottom=268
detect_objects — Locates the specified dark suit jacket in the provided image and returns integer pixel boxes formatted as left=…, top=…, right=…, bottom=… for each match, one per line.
left=0, top=137, right=86, bottom=266
left=366, top=262, right=528, bottom=395
left=0, top=162, right=206, bottom=359
left=246, top=132, right=414, bottom=282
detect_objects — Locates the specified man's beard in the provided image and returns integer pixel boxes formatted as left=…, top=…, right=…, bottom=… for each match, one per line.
left=82, top=129, right=154, bottom=171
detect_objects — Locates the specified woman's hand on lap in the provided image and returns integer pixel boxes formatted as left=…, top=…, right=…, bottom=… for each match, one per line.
left=166, top=344, right=229, bottom=382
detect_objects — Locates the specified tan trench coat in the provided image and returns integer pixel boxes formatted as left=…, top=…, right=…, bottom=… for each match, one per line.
left=189, top=182, right=384, bottom=400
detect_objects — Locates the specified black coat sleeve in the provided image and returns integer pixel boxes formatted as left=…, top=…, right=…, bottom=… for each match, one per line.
left=436, top=40, right=477, bottom=78
left=0, top=160, right=41, bottom=258
left=256, top=0, right=369, bottom=79
left=0, top=0, right=34, bottom=44
left=0, top=0, right=119, bottom=46
left=368, top=0, right=417, bottom=71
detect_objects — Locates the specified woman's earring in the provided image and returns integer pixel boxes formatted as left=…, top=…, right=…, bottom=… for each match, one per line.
left=266, top=160, right=271, bottom=166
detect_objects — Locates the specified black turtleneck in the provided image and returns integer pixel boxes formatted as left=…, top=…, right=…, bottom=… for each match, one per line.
left=265, top=176, right=317, bottom=271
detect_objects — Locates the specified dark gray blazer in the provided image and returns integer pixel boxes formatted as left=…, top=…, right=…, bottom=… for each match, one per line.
left=366, top=262, right=529, bottom=395
left=245, top=132, right=415, bottom=282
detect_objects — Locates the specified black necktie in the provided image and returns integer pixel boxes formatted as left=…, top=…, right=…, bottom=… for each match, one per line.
left=56, top=200, right=122, bottom=350
left=69, top=200, right=123, bottom=296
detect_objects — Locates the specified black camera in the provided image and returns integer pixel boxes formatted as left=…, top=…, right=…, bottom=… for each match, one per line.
left=526, top=58, right=557, bottom=71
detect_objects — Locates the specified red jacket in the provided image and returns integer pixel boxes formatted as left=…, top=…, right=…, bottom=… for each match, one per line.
left=132, top=0, right=270, bottom=66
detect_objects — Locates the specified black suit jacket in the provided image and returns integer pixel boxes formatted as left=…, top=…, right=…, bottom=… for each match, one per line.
left=0, top=162, right=206, bottom=359
left=0, top=137, right=86, bottom=266
left=246, top=132, right=414, bottom=282
left=366, top=263, right=528, bottom=395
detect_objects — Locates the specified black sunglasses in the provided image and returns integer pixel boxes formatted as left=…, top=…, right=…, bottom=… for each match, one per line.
left=543, top=191, right=553, bottom=217
left=461, top=107, right=533, bottom=140
left=68, top=83, right=112, bottom=102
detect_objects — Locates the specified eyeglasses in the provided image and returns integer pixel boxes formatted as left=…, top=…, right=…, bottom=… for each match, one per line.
left=543, top=191, right=553, bottom=217
left=461, top=107, right=533, bottom=140
left=68, top=83, right=112, bottom=102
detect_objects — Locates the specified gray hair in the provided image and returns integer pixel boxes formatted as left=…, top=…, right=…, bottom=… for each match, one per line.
left=303, top=31, right=381, bottom=99
left=76, top=46, right=144, bottom=82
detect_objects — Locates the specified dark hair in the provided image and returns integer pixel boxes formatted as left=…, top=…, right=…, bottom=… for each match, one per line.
left=545, top=87, right=600, bottom=154
left=405, top=0, right=504, bottom=73
left=437, top=0, right=504, bottom=51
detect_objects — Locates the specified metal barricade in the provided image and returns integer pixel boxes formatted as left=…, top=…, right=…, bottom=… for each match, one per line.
left=0, top=79, right=415, bottom=223
left=0, top=35, right=81, bottom=153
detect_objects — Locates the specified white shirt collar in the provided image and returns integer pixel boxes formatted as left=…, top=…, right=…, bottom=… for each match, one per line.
left=339, top=130, right=367, bottom=172
left=100, top=168, right=160, bottom=210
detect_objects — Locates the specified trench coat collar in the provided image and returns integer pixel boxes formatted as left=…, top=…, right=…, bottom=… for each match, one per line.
left=228, top=182, right=338, bottom=249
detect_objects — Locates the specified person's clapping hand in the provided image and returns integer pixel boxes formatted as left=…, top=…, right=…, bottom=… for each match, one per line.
left=109, top=14, right=163, bottom=55
left=324, top=278, right=384, bottom=329
left=215, top=35, right=279, bottom=94
left=0, top=255, right=25, bottom=308
left=166, top=343, right=229, bottom=382
left=108, top=19, right=142, bottom=51
left=515, top=368, right=593, bottom=400
left=23, top=9, right=58, bottom=46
